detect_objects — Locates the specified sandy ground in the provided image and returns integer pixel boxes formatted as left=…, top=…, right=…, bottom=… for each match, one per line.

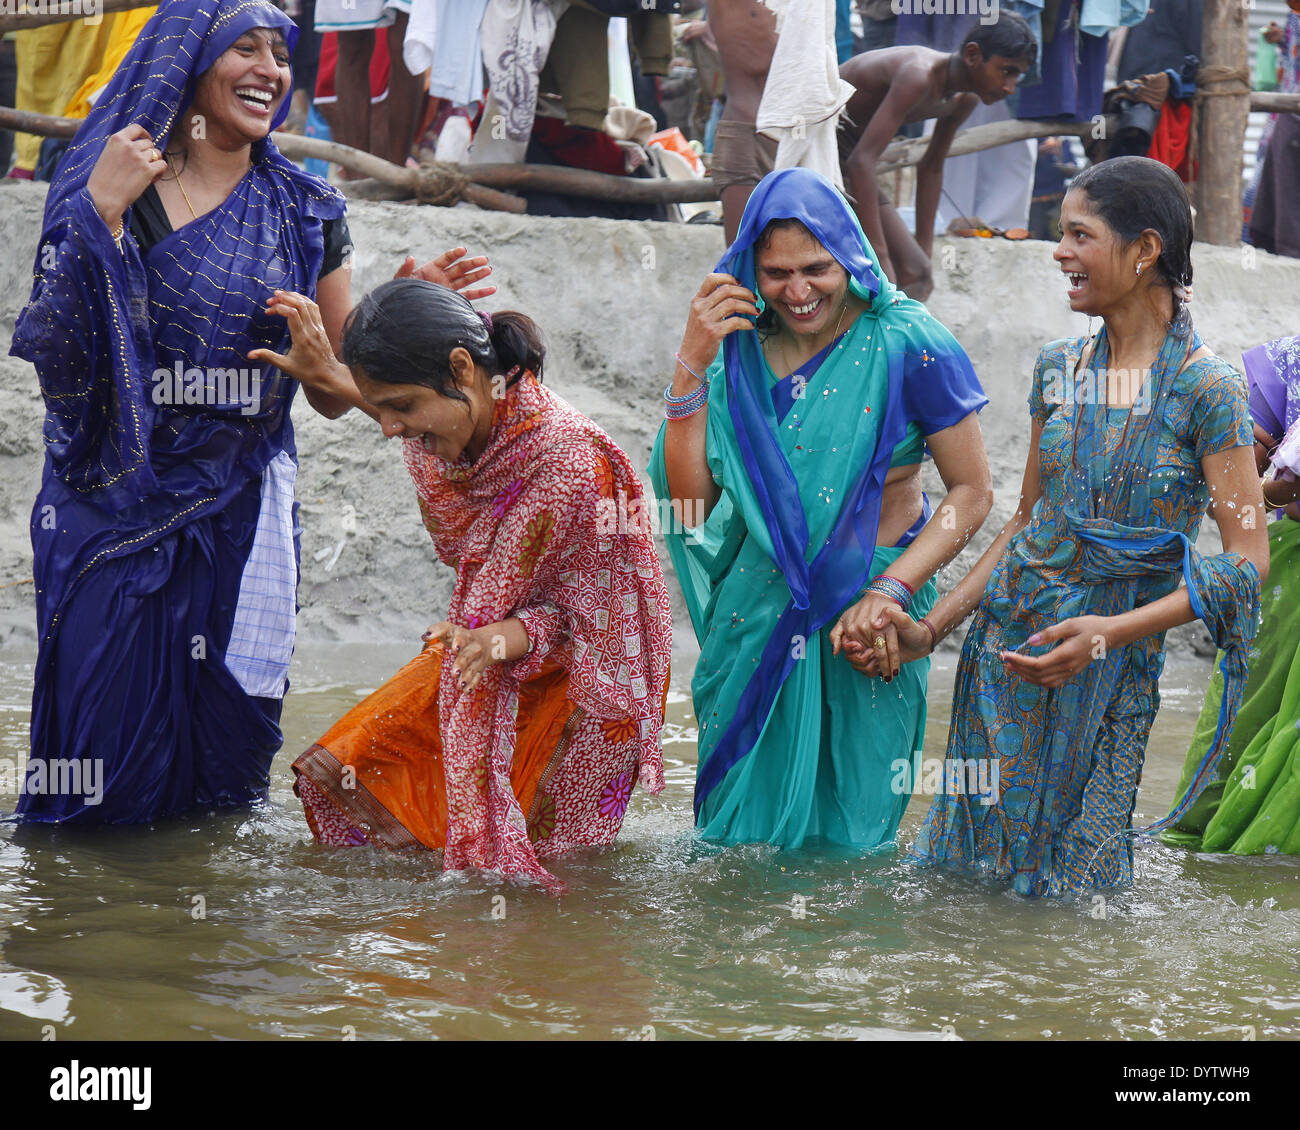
left=1, top=179, right=1298, bottom=663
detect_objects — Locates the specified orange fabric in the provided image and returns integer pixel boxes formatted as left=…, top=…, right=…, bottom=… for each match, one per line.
left=303, top=643, right=576, bottom=850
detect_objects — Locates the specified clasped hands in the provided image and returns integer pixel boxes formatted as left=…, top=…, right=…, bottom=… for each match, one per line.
left=831, top=594, right=1116, bottom=689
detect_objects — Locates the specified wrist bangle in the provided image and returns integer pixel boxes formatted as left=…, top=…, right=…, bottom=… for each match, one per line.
left=920, top=616, right=938, bottom=653
left=867, top=574, right=913, bottom=611
left=675, top=352, right=707, bottom=385
left=110, top=219, right=124, bottom=241
left=664, top=376, right=710, bottom=419
left=1263, top=479, right=1282, bottom=512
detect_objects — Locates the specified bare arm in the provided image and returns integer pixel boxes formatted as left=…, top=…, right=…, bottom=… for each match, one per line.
left=913, top=95, right=974, bottom=259
left=299, top=264, right=377, bottom=421
left=1004, top=443, right=1269, bottom=687
left=843, top=69, right=931, bottom=283
left=831, top=411, right=995, bottom=676
left=663, top=272, right=759, bottom=528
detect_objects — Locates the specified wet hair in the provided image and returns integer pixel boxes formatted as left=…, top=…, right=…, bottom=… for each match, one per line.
left=753, top=217, right=833, bottom=337
left=963, top=12, right=1037, bottom=68
left=1066, top=155, right=1195, bottom=335
left=340, top=279, right=545, bottom=403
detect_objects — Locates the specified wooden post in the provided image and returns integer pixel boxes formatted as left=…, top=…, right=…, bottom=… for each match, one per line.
left=1195, top=0, right=1251, bottom=245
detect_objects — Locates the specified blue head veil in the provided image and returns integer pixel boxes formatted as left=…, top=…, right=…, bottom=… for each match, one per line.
left=43, top=0, right=301, bottom=241
left=685, top=168, right=985, bottom=812
left=713, top=168, right=895, bottom=610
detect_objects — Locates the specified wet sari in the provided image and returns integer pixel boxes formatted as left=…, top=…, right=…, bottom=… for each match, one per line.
left=9, top=1, right=346, bottom=823
left=912, top=322, right=1259, bottom=895
left=1163, top=335, right=1300, bottom=854
left=293, top=373, right=673, bottom=890
left=648, top=168, right=986, bottom=849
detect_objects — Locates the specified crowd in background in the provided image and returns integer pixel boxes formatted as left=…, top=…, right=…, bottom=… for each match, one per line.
left=0, top=0, right=1293, bottom=244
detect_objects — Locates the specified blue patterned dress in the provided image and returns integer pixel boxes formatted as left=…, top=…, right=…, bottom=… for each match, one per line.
left=912, top=335, right=1255, bottom=896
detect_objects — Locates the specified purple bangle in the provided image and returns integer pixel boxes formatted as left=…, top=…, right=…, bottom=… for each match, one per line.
left=675, top=352, right=707, bottom=384
left=920, top=617, right=938, bottom=652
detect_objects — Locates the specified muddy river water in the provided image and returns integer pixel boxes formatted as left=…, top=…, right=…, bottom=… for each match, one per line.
left=1, top=643, right=1296, bottom=1040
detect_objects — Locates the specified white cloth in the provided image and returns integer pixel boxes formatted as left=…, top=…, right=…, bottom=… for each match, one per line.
left=756, top=0, right=854, bottom=190
left=404, top=0, right=438, bottom=74
left=929, top=100, right=1035, bottom=234
left=225, top=451, right=298, bottom=700
left=315, top=0, right=411, bottom=33
left=425, top=0, right=491, bottom=105
left=479, top=0, right=566, bottom=143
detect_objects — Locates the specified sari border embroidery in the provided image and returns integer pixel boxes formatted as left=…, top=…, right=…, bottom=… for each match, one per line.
left=292, top=744, right=424, bottom=852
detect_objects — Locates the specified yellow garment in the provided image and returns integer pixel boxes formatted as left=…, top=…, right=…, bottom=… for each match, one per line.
left=12, top=14, right=134, bottom=172
left=63, top=8, right=158, bottom=120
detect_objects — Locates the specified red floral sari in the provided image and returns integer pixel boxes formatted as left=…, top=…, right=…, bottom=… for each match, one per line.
left=293, top=373, right=672, bottom=889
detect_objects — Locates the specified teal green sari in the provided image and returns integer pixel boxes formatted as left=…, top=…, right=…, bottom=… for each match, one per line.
left=648, top=168, right=986, bottom=848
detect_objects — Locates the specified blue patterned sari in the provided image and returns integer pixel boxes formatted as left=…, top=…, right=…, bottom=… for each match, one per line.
left=912, top=319, right=1259, bottom=895
left=9, top=0, right=346, bottom=822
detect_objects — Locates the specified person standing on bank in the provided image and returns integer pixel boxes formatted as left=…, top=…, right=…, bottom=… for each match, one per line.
left=10, top=0, right=492, bottom=825
left=650, top=167, right=993, bottom=850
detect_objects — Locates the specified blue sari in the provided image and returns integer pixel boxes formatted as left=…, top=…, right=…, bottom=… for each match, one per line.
left=649, top=169, right=986, bottom=848
left=9, top=0, right=346, bottom=822
left=912, top=320, right=1259, bottom=895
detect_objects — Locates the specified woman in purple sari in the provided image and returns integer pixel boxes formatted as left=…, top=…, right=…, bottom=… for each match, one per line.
left=9, top=0, right=490, bottom=824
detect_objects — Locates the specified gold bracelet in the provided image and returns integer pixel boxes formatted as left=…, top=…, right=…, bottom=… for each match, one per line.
left=109, top=219, right=124, bottom=241
left=1263, top=479, right=1286, bottom=513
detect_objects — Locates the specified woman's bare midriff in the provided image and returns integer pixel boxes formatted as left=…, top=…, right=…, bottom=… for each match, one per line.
left=877, top=462, right=924, bottom=547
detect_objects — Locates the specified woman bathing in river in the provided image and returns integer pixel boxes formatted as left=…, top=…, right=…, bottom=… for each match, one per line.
left=868, top=157, right=1269, bottom=896
left=650, top=167, right=992, bottom=850
left=1163, top=332, right=1300, bottom=856
left=260, top=280, right=673, bottom=889
left=11, top=0, right=492, bottom=825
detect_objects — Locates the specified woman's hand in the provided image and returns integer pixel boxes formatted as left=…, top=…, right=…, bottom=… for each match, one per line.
left=831, top=598, right=930, bottom=678
left=395, top=247, right=496, bottom=301
left=248, top=290, right=347, bottom=395
left=831, top=592, right=903, bottom=679
left=423, top=620, right=502, bottom=692
left=678, top=272, right=758, bottom=375
left=1000, top=615, right=1115, bottom=688
left=85, top=124, right=168, bottom=231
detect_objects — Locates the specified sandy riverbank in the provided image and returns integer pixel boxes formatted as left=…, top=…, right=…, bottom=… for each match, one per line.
left=1, top=179, right=1296, bottom=658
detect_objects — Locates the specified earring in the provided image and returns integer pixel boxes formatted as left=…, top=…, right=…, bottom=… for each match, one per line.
left=1136, top=263, right=1143, bottom=276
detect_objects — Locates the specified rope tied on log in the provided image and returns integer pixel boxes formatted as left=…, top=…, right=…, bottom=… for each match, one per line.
left=1185, top=67, right=1250, bottom=202
left=414, top=161, right=471, bottom=207
left=1194, top=65, right=1252, bottom=97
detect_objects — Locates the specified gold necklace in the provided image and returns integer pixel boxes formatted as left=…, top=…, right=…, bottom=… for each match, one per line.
left=167, top=153, right=199, bottom=220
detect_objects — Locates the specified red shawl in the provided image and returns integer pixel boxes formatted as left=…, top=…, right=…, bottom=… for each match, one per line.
left=403, top=373, right=672, bottom=887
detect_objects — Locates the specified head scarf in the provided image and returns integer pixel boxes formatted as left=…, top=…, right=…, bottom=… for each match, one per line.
left=16, top=0, right=344, bottom=509
left=44, top=0, right=300, bottom=236
left=691, top=168, right=984, bottom=813
left=1243, top=334, right=1300, bottom=444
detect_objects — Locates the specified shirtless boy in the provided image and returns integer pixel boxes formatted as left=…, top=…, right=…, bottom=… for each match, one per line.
left=839, top=12, right=1037, bottom=300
